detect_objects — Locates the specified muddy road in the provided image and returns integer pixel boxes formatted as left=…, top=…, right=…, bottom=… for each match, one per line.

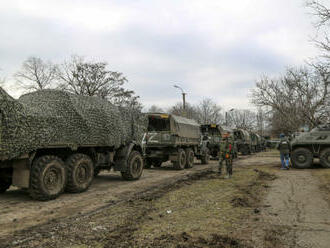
left=2, top=153, right=330, bottom=248
left=0, top=156, right=255, bottom=238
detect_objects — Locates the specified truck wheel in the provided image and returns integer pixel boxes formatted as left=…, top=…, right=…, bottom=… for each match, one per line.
left=121, top=151, right=144, bottom=180
left=185, top=148, right=194, bottom=168
left=201, top=152, right=210, bottom=165
left=173, top=149, right=186, bottom=170
left=291, top=148, right=313, bottom=169
left=30, top=155, right=66, bottom=201
left=320, top=148, right=330, bottom=168
left=65, top=153, right=94, bottom=193
left=0, top=179, right=11, bottom=193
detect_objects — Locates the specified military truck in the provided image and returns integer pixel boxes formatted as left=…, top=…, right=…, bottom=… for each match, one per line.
left=143, top=113, right=209, bottom=169
left=200, top=124, right=222, bottom=159
left=234, top=129, right=251, bottom=155
left=290, top=124, right=330, bottom=169
left=0, top=88, right=147, bottom=200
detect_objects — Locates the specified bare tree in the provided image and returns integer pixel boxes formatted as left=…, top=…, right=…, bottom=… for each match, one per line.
left=227, top=109, right=257, bottom=131
left=168, top=102, right=199, bottom=121
left=57, top=56, right=141, bottom=109
left=15, top=57, right=57, bottom=91
left=251, top=65, right=330, bottom=133
left=195, top=98, right=223, bottom=124
left=307, top=1, right=330, bottom=58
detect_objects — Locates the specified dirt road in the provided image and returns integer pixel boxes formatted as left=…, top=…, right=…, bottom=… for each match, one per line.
left=253, top=166, right=330, bottom=248
left=1, top=153, right=330, bottom=248
left=0, top=160, right=217, bottom=237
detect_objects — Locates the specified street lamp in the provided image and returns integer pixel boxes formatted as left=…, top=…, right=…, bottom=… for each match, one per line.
left=173, top=84, right=186, bottom=110
left=225, top=108, right=234, bottom=126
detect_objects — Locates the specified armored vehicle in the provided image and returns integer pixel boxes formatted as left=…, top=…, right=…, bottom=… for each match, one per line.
left=143, top=113, right=209, bottom=169
left=234, top=129, right=251, bottom=155
left=291, top=124, right=330, bottom=169
left=200, top=124, right=222, bottom=159
left=0, top=88, right=146, bottom=200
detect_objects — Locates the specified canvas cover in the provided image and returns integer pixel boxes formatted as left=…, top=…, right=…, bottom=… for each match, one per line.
left=171, top=115, right=200, bottom=139
left=0, top=88, right=147, bottom=161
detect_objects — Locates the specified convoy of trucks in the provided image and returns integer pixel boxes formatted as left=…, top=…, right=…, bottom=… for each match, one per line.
left=4, top=86, right=322, bottom=201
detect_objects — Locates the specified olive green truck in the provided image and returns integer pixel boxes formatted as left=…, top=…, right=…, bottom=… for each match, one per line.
left=143, top=113, right=210, bottom=169
left=0, top=88, right=146, bottom=201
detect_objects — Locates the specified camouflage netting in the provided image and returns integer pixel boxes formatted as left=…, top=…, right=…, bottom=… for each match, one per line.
left=0, top=87, right=147, bottom=161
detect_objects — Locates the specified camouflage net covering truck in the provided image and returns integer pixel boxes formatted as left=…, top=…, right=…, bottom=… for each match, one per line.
left=143, top=113, right=209, bottom=169
left=290, top=124, right=330, bottom=169
left=200, top=124, right=222, bottom=159
left=234, top=129, right=251, bottom=155
left=0, top=88, right=147, bottom=200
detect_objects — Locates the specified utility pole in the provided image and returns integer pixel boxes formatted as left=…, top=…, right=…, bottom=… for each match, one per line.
left=174, top=84, right=186, bottom=116
left=225, top=108, right=234, bottom=126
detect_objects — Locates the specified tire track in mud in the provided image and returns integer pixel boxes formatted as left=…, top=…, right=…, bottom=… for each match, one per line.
left=0, top=155, right=261, bottom=239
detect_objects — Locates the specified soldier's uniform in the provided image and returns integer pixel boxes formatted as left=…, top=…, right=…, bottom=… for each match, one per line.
left=218, top=134, right=233, bottom=178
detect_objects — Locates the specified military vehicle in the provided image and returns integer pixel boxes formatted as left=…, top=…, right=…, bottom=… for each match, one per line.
left=234, top=129, right=251, bottom=155
left=0, top=88, right=147, bottom=200
left=143, top=113, right=209, bottom=169
left=200, top=124, right=222, bottom=159
left=290, top=124, right=330, bottom=169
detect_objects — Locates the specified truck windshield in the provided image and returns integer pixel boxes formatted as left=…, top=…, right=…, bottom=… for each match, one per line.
left=148, top=116, right=170, bottom=132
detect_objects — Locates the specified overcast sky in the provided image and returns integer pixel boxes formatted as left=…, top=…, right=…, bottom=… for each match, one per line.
left=0, top=0, right=321, bottom=111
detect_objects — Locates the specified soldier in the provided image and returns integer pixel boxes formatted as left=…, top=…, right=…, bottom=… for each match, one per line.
left=218, top=132, right=233, bottom=178
left=276, top=133, right=290, bottom=170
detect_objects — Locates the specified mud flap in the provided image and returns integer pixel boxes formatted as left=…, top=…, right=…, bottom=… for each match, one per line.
left=12, top=159, right=30, bottom=188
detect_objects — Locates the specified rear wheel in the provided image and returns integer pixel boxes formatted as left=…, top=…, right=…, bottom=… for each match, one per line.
left=291, top=148, right=313, bottom=169
left=121, top=151, right=144, bottom=180
left=173, top=149, right=186, bottom=170
left=30, top=155, right=66, bottom=201
left=66, top=153, right=94, bottom=193
left=320, top=148, right=330, bottom=168
left=185, top=148, right=194, bottom=168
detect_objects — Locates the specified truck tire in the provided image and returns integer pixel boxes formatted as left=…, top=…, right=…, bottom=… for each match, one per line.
left=320, top=148, right=330, bottom=168
left=121, top=151, right=144, bottom=180
left=30, top=155, right=66, bottom=201
left=291, top=148, right=313, bottom=169
left=0, top=179, right=11, bottom=193
left=65, top=153, right=94, bottom=193
left=185, top=148, right=194, bottom=168
left=201, top=152, right=210, bottom=165
left=173, top=149, right=186, bottom=170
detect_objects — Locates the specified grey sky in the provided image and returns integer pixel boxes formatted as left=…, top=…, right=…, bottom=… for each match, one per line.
left=0, top=0, right=320, bottom=110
